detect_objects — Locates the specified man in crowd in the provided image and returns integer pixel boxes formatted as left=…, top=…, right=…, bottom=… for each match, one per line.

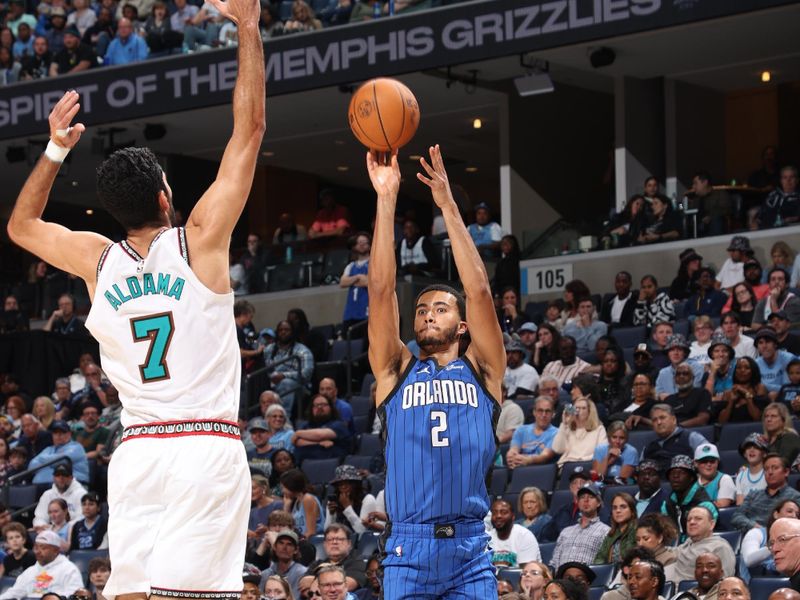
left=29, top=420, right=89, bottom=485
left=770, top=591, right=800, bottom=600
left=686, top=553, right=724, bottom=600
left=705, top=333, right=735, bottom=402
left=550, top=483, right=610, bottom=570
left=48, top=26, right=94, bottom=76
left=339, top=232, right=370, bottom=334
left=504, top=341, right=539, bottom=398
left=759, top=166, right=799, bottom=228
left=755, top=328, right=795, bottom=398
left=496, top=386, right=524, bottom=445
left=563, top=297, right=608, bottom=354
left=666, top=505, right=735, bottom=585
left=716, top=236, right=750, bottom=292
left=303, top=524, right=365, bottom=592
left=655, top=335, right=703, bottom=400
left=43, top=294, right=88, bottom=336
left=537, top=376, right=562, bottom=420
left=541, top=336, right=590, bottom=387
left=517, top=322, right=538, bottom=361
left=103, top=17, right=148, bottom=64
left=687, top=268, right=728, bottom=318
left=628, top=560, right=666, bottom=600
left=720, top=312, right=757, bottom=359
left=170, top=0, right=199, bottom=33
left=263, top=320, right=314, bottom=416
left=5, top=0, right=37, bottom=35
left=732, top=454, right=800, bottom=532
left=258, top=530, right=307, bottom=599
left=467, top=202, right=502, bottom=258
left=73, top=404, right=109, bottom=462
left=317, top=378, right=355, bottom=435
left=691, top=171, right=730, bottom=237
left=488, top=498, right=540, bottom=569
left=315, top=565, right=350, bottom=600
left=69, top=492, right=107, bottom=551
left=600, top=271, right=637, bottom=326
left=235, top=300, right=263, bottom=375
left=308, top=190, right=350, bottom=239
left=397, top=219, right=434, bottom=276
left=723, top=260, right=769, bottom=313
left=68, top=362, right=108, bottom=419
left=33, top=462, right=87, bottom=531
left=665, top=363, right=712, bottom=427
left=0, top=295, right=28, bottom=333
left=662, top=455, right=713, bottom=540
left=694, top=444, right=735, bottom=508
left=545, top=467, right=590, bottom=540
left=15, top=414, right=52, bottom=458
left=635, top=460, right=667, bottom=517
left=19, top=35, right=51, bottom=79
left=769, top=311, right=800, bottom=355
left=770, top=517, right=800, bottom=591
left=292, top=395, right=351, bottom=462
left=246, top=418, right=272, bottom=475
left=720, top=578, right=751, bottom=600
left=506, top=396, right=558, bottom=468
left=555, top=562, right=595, bottom=593
left=0, top=530, right=83, bottom=599
left=642, top=404, right=709, bottom=475
left=752, top=268, right=800, bottom=330
left=649, top=321, right=675, bottom=371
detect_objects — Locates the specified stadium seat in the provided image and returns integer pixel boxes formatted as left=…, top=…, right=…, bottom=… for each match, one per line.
left=329, top=338, right=365, bottom=363
left=538, top=542, right=556, bottom=565
left=353, top=415, right=370, bottom=434
left=321, top=249, right=351, bottom=284
left=358, top=434, right=382, bottom=456
left=612, top=326, right=647, bottom=348
left=558, top=461, right=593, bottom=489
left=349, top=395, right=372, bottom=418
left=516, top=397, right=536, bottom=423
left=677, top=580, right=697, bottom=592
left=266, top=263, right=303, bottom=292
left=718, top=450, right=742, bottom=477
left=302, top=458, right=341, bottom=485
left=498, top=568, right=522, bottom=589
left=688, top=425, right=714, bottom=442
left=602, top=485, right=638, bottom=505
left=588, top=563, right=614, bottom=588
left=309, top=533, right=327, bottom=560
left=524, top=301, right=548, bottom=322
left=0, top=577, right=15, bottom=595
left=360, top=373, right=376, bottom=396
left=548, top=489, right=573, bottom=516
left=489, top=467, right=508, bottom=497
left=588, top=588, right=604, bottom=600
left=716, top=506, right=737, bottom=532
left=508, top=464, right=557, bottom=494
left=673, top=318, right=690, bottom=336
left=503, top=492, right=519, bottom=511
left=626, top=430, right=657, bottom=452
left=715, top=531, right=741, bottom=553
left=789, top=473, right=800, bottom=489
left=357, top=532, right=380, bottom=558
left=662, top=582, right=674, bottom=598
left=7, top=484, right=38, bottom=509
left=69, top=549, right=109, bottom=579
left=343, top=455, right=373, bottom=471
left=749, top=578, right=790, bottom=598
left=717, top=422, right=762, bottom=451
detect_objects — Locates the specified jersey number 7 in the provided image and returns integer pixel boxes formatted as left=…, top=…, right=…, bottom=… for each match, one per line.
left=130, top=312, right=175, bottom=383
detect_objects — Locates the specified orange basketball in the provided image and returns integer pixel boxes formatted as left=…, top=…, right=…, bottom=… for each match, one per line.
left=348, top=78, right=420, bottom=152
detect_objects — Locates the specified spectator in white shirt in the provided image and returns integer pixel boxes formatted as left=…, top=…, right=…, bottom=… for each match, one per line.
left=0, top=530, right=83, bottom=599
left=496, top=384, right=524, bottom=445
left=504, top=341, right=540, bottom=397
left=716, top=236, right=751, bottom=293
left=32, top=464, right=87, bottom=531
left=489, top=498, right=541, bottom=569
left=721, top=312, right=758, bottom=359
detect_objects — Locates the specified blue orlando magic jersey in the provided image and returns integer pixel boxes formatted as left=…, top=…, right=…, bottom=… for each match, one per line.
left=379, top=356, right=499, bottom=524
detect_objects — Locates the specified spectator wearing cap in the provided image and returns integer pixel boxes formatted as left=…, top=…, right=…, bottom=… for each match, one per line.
left=44, top=6, right=68, bottom=54
left=242, top=562, right=262, bottom=598
left=517, top=322, right=538, bottom=361
left=694, top=444, right=735, bottom=508
left=732, top=453, right=800, bottom=532
left=664, top=362, right=712, bottom=428
left=258, top=529, right=307, bottom=599
left=634, top=276, right=676, bottom=329
left=555, top=562, right=595, bottom=592
left=29, top=420, right=89, bottom=485
left=735, top=433, right=768, bottom=505
left=489, top=497, right=541, bottom=568
left=665, top=505, right=735, bottom=586
left=504, top=340, right=540, bottom=399
left=642, top=404, right=709, bottom=476
left=104, top=16, right=148, bottom=64
left=714, top=356, right=770, bottom=423
left=704, top=333, right=736, bottom=402
left=32, top=461, right=87, bottom=531
left=247, top=418, right=274, bottom=475
left=752, top=268, right=800, bottom=330
left=467, top=202, right=502, bottom=258
left=601, top=271, right=638, bottom=326
left=49, top=24, right=94, bottom=76
left=655, top=335, right=703, bottom=400
left=669, top=249, right=703, bottom=301
left=550, top=483, right=610, bottom=570
left=563, top=297, right=608, bottom=355
left=716, top=236, right=752, bottom=293
left=323, top=465, right=376, bottom=535
left=625, top=344, right=660, bottom=393
left=686, top=267, right=728, bottom=318
left=5, top=0, right=37, bottom=36
left=0, top=530, right=83, bottom=599
left=506, top=396, right=558, bottom=469
left=69, top=492, right=107, bottom=551
left=635, top=460, right=667, bottom=517
left=763, top=402, right=800, bottom=467
left=719, top=312, right=758, bottom=360
left=544, top=467, right=590, bottom=542
left=303, top=523, right=365, bottom=592
left=769, top=311, right=800, bottom=355
left=660, top=454, right=714, bottom=541
left=755, top=328, right=796, bottom=398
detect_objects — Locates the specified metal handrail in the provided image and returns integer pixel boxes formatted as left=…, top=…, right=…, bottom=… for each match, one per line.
left=244, top=354, right=304, bottom=418
left=344, top=320, right=368, bottom=398
left=1, top=455, right=73, bottom=508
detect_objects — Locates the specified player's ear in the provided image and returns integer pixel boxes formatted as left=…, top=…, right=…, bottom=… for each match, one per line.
left=157, top=190, right=170, bottom=213
left=458, top=321, right=468, bottom=336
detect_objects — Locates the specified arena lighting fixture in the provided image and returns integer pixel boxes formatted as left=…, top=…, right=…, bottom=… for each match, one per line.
left=261, top=150, right=274, bottom=157
left=514, top=55, right=554, bottom=97
left=336, top=166, right=349, bottom=172
left=86, top=209, right=94, bottom=215
left=589, top=47, right=616, bottom=69
left=761, top=71, right=771, bottom=83
left=465, top=166, right=478, bottom=173
left=473, top=118, right=482, bottom=129
left=408, top=154, right=422, bottom=161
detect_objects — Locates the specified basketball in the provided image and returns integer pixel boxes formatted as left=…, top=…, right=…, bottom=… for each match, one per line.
left=348, top=78, right=420, bottom=152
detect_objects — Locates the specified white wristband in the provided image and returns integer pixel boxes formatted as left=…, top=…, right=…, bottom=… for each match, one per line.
left=44, top=140, right=70, bottom=163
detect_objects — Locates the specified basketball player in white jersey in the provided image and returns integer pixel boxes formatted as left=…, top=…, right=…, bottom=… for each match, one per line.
left=6, top=0, right=264, bottom=597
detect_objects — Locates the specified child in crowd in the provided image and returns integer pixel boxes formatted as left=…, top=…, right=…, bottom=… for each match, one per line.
left=735, top=433, right=768, bottom=505
left=5, top=446, right=28, bottom=484
left=0, top=522, right=35, bottom=577
left=777, top=359, right=800, bottom=409
left=694, top=443, right=735, bottom=508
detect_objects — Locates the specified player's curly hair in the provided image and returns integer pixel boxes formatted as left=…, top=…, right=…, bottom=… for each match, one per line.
left=96, top=147, right=168, bottom=231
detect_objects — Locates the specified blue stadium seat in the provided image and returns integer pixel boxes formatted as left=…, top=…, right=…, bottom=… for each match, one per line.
left=503, top=492, right=519, bottom=512
left=717, top=422, right=762, bottom=451
left=329, top=338, right=365, bottom=362
left=602, top=485, right=638, bottom=505
left=353, top=415, right=370, bottom=434
left=266, top=263, right=303, bottom=292
left=588, top=563, right=614, bottom=588
left=688, top=425, right=714, bottom=442
left=627, top=430, right=657, bottom=452
left=508, top=464, right=557, bottom=494
left=358, top=434, right=382, bottom=456
left=673, top=318, right=690, bottom=336
left=612, top=326, right=647, bottom=348
left=302, top=458, right=341, bottom=485
left=348, top=395, right=372, bottom=417
left=548, top=489, right=573, bottom=516
left=715, top=531, right=741, bottom=553
left=309, top=533, right=326, bottom=560
left=0, top=577, right=15, bottom=595
left=588, top=588, right=604, bottom=600
left=516, top=397, right=536, bottom=423
left=69, top=549, right=109, bottom=579
left=7, top=484, right=38, bottom=509
left=558, top=461, right=593, bottom=489
left=498, top=568, right=522, bottom=590
left=678, top=580, right=697, bottom=592
left=718, top=450, right=742, bottom=477
left=662, top=582, right=674, bottom=598
left=343, top=455, right=373, bottom=471
left=716, top=506, right=737, bottom=532
left=489, top=467, right=509, bottom=497
left=749, top=578, right=790, bottom=598
left=538, top=542, right=556, bottom=565
left=357, top=532, right=380, bottom=558
left=360, top=374, right=376, bottom=396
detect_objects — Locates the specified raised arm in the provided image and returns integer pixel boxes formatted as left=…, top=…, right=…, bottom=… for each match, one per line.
left=184, top=0, right=265, bottom=290
left=417, top=145, right=505, bottom=400
left=7, top=91, right=111, bottom=299
left=366, top=151, right=409, bottom=404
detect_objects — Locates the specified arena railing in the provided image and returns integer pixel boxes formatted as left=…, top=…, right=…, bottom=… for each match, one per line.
left=1, top=455, right=73, bottom=520
left=244, top=354, right=304, bottom=418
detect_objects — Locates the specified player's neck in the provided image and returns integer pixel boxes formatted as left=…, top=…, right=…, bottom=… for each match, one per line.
left=419, top=346, right=459, bottom=366
left=125, top=223, right=170, bottom=257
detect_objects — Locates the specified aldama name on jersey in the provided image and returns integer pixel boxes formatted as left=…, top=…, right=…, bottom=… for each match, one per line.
left=103, top=272, right=185, bottom=311
left=401, top=380, right=479, bottom=409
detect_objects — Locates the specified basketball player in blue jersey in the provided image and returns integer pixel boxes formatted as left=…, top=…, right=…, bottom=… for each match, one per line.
left=6, top=0, right=265, bottom=597
left=366, top=145, right=505, bottom=599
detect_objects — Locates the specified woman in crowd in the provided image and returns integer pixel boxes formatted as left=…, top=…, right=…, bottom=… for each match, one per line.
left=596, top=347, right=627, bottom=415
left=714, top=357, right=769, bottom=424
left=594, top=492, right=638, bottom=566
left=562, top=280, right=591, bottom=325
left=3, top=396, right=25, bottom=439
left=143, top=1, right=183, bottom=54
left=633, top=275, right=676, bottom=326
left=493, top=234, right=521, bottom=296
left=324, top=465, right=377, bottom=534
left=727, top=282, right=758, bottom=328
left=764, top=241, right=794, bottom=283
left=497, top=287, right=530, bottom=334
left=552, top=397, right=607, bottom=467
left=740, top=498, right=800, bottom=581
left=263, top=575, right=295, bottom=600
left=604, top=194, right=647, bottom=248
left=280, top=468, right=323, bottom=538
left=592, top=421, right=638, bottom=483
left=608, top=373, right=655, bottom=431
left=48, top=499, right=72, bottom=552
left=515, top=487, right=552, bottom=542
left=0, top=438, right=10, bottom=485
left=570, top=375, right=602, bottom=415
left=542, top=579, right=587, bottom=600
left=763, top=402, right=800, bottom=466
left=283, top=0, right=322, bottom=33
left=66, top=0, right=97, bottom=37
left=248, top=474, right=282, bottom=538
left=688, top=316, right=714, bottom=366
left=264, top=404, right=294, bottom=454
left=32, top=396, right=55, bottom=431
left=519, top=561, right=552, bottom=600
left=669, top=248, right=702, bottom=301
left=543, top=300, right=567, bottom=333
left=532, top=324, right=561, bottom=374
left=635, top=513, right=677, bottom=567
left=637, top=195, right=681, bottom=244
left=268, top=449, right=296, bottom=497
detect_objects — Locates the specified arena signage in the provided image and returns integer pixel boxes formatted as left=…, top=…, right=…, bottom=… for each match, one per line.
left=0, top=0, right=792, bottom=139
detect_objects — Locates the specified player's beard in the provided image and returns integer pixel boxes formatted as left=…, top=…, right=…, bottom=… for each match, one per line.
left=417, top=322, right=460, bottom=350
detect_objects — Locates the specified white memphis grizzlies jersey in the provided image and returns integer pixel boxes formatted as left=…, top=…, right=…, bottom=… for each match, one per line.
left=85, top=227, right=240, bottom=427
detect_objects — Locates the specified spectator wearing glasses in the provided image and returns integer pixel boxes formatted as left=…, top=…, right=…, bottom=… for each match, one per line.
left=519, top=561, right=552, bottom=600
left=688, top=316, right=715, bottom=366
left=732, top=454, right=800, bottom=533
left=43, top=294, right=88, bottom=337
left=304, top=525, right=365, bottom=592
left=769, top=517, right=800, bottom=592
left=315, top=564, right=350, bottom=600
left=664, top=363, right=712, bottom=428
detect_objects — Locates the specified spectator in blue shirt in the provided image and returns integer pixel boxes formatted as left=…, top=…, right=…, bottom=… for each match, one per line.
left=592, top=421, right=639, bottom=483
left=104, top=17, right=149, bottom=65
left=755, top=328, right=797, bottom=399
left=292, top=394, right=352, bottom=463
left=686, top=267, right=728, bottom=318
left=12, top=23, right=34, bottom=60
left=467, top=202, right=502, bottom=258
left=28, top=420, right=89, bottom=484
left=506, top=396, right=558, bottom=468
left=656, top=334, right=704, bottom=400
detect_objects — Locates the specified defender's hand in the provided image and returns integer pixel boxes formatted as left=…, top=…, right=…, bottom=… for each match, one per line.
left=48, top=91, right=85, bottom=149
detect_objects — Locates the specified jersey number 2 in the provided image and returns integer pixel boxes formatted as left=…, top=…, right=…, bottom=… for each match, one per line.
left=431, top=411, right=450, bottom=447
left=130, top=312, right=175, bottom=383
